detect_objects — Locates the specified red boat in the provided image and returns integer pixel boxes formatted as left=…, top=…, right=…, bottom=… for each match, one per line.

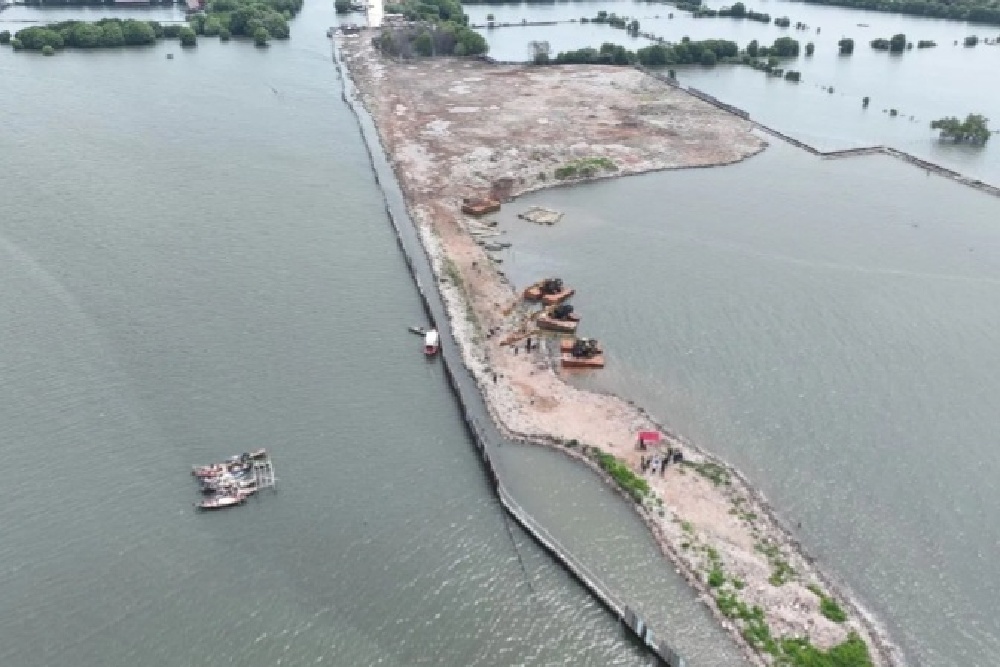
left=423, top=329, right=440, bottom=356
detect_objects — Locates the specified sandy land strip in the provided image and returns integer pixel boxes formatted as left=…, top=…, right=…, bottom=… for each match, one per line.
left=338, top=32, right=902, bottom=667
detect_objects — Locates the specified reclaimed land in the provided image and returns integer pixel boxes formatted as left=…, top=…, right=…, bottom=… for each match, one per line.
left=339, top=31, right=901, bottom=667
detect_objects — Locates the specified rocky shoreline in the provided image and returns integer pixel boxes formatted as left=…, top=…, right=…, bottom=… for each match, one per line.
left=337, top=31, right=903, bottom=667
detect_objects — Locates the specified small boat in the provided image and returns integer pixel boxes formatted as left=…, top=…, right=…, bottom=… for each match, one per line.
left=423, top=329, right=440, bottom=356
left=408, top=325, right=427, bottom=336
left=192, top=449, right=267, bottom=477
left=196, top=493, right=249, bottom=511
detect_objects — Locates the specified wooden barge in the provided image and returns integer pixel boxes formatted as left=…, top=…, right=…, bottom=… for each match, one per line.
left=561, top=353, right=605, bottom=369
left=537, top=313, right=580, bottom=333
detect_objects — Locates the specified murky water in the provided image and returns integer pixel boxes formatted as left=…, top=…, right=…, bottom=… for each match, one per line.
left=0, top=3, right=692, bottom=665
left=492, top=140, right=1000, bottom=666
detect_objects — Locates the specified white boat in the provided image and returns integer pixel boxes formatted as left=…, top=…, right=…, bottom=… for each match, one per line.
left=423, top=329, right=440, bottom=356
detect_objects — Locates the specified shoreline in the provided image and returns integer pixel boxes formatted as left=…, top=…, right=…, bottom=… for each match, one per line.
left=337, top=32, right=904, bottom=667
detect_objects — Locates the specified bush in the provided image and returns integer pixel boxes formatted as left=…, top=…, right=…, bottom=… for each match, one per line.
left=42, top=44, right=55, bottom=56
left=784, top=70, right=800, bottom=82
left=11, top=38, right=23, bottom=50
left=805, top=41, right=814, bottom=55
left=220, top=27, right=231, bottom=41
left=964, top=35, right=978, bottom=46
left=820, top=596, right=847, bottom=622
left=253, top=26, right=270, bottom=47
left=178, top=26, right=197, bottom=47
left=592, top=450, right=650, bottom=503
left=0, top=30, right=11, bottom=45
left=838, top=37, right=854, bottom=54
left=700, top=48, right=717, bottom=65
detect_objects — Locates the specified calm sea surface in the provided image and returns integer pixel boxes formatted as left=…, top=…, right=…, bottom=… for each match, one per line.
left=0, top=3, right=747, bottom=665
left=467, top=0, right=1000, bottom=186
left=493, top=140, right=1000, bottom=666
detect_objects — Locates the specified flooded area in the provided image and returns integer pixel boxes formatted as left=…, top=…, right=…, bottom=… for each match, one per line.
left=467, top=0, right=1000, bottom=186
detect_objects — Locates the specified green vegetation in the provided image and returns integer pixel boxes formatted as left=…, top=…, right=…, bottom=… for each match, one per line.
left=784, top=70, right=801, bottom=81
left=820, top=595, right=847, bottom=622
left=555, top=38, right=737, bottom=66
left=964, top=35, right=979, bottom=46
left=375, top=0, right=487, bottom=57
left=870, top=33, right=907, bottom=52
left=838, top=37, right=854, bottom=54
left=179, top=26, right=197, bottom=47
left=0, top=31, right=11, bottom=45
left=682, top=460, right=731, bottom=486
left=781, top=633, right=873, bottom=667
left=590, top=449, right=650, bottom=502
left=42, top=44, right=55, bottom=56
left=931, top=113, right=992, bottom=143
left=6, top=0, right=300, bottom=54
left=805, top=41, right=814, bottom=55
left=774, top=16, right=791, bottom=27
left=798, top=0, right=1000, bottom=26
left=917, top=39, right=937, bottom=48
left=553, top=157, right=618, bottom=179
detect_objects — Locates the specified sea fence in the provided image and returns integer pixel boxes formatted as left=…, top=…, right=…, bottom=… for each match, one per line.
left=333, top=38, right=685, bottom=667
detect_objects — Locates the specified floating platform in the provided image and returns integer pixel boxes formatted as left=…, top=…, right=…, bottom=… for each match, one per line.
left=561, top=353, right=605, bottom=369
left=537, top=314, right=580, bottom=333
left=523, top=285, right=575, bottom=305
left=461, top=198, right=501, bottom=216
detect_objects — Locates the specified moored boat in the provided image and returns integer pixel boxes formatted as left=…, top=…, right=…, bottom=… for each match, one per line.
left=523, top=278, right=574, bottom=305
left=423, top=329, right=440, bottom=356
left=196, top=493, right=250, bottom=511
left=537, top=315, right=579, bottom=333
left=561, top=352, right=605, bottom=369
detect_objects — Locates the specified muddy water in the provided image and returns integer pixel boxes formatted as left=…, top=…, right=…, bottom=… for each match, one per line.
left=492, top=140, right=1000, bottom=667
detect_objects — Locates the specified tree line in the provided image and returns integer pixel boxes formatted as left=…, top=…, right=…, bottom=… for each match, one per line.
left=797, top=0, right=1000, bottom=26
left=5, top=0, right=302, bottom=52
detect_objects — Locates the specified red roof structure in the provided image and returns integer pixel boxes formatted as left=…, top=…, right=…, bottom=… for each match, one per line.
left=638, top=430, right=662, bottom=446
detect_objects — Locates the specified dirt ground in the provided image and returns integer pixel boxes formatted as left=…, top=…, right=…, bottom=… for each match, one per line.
left=339, top=32, right=900, bottom=667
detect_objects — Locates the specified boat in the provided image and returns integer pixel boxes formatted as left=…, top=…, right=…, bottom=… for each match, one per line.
left=559, top=338, right=602, bottom=354
left=561, top=352, right=605, bottom=369
left=423, top=329, right=440, bottom=356
left=537, top=314, right=579, bottom=333
left=560, top=337, right=604, bottom=368
left=196, top=493, right=250, bottom=511
left=523, top=278, right=575, bottom=305
left=408, top=325, right=426, bottom=336
left=192, top=449, right=267, bottom=477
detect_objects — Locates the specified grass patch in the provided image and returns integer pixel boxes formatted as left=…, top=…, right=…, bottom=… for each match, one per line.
left=591, top=449, right=650, bottom=503
left=768, top=559, right=795, bottom=586
left=707, top=567, right=725, bottom=588
left=732, top=577, right=745, bottom=590
left=553, top=156, right=618, bottom=180
left=780, top=633, right=873, bottom=667
left=443, top=257, right=463, bottom=289
left=820, top=596, right=847, bottom=623
left=683, top=460, right=731, bottom=486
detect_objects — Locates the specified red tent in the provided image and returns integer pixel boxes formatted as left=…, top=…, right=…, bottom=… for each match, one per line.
left=638, top=430, right=662, bottom=446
